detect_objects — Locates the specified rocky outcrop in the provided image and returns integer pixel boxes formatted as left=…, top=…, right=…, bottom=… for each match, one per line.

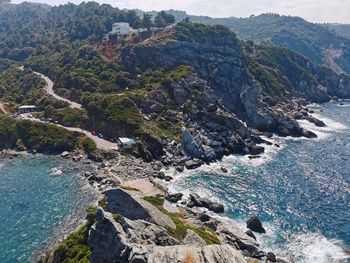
left=127, top=244, right=246, bottom=263
left=246, top=216, right=266, bottom=234
left=188, top=193, right=225, bottom=213
left=103, top=188, right=176, bottom=229
left=88, top=209, right=129, bottom=263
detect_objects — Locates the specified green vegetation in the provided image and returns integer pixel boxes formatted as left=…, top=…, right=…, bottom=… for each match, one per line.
left=176, top=20, right=233, bottom=43
left=0, top=67, right=67, bottom=110
left=98, top=197, right=108, bottom=210
left=143, top=196, right=220, bottom=245
left=79, top=136, right=97, bottom=155
left=0, top=117, right=82, bottom=153
left=49, top=206, right=97, bottom=263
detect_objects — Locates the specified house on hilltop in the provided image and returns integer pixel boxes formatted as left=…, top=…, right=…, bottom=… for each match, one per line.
left=110, top=22, right=138, bottom=36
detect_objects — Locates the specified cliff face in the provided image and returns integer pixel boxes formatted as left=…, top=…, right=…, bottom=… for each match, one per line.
left=117, top=22, right=350, bottom=162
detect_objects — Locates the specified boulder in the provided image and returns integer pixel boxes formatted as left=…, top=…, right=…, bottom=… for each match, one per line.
left=246, top=216, right=266, bottom=233
left=221, top=167, right=228, bottom=173
left=202, top=145, right=217, bottom=161
left=197, top=212, right=211, bottom=222
left=183, top=229, right=206, bottom=247
left=217, top=224, right=259, bottom=254
left=189, top=193, right=205, bottom=207
left=184, top=159, right=203, bottom=169
left=181, top=129, right=202, bottom=159
left=245, top=230, right=256, bottom=241
left=165, top=193, right=183, bottom=203
left=301, top=129, right=317, bottom=138
left=88, top=208, right=128, bottom=263
left=209, top=202, right=224, bottom=213
left=61, top=151, right=70, bottom=157
left=119, top=217, right=180, bottom=246
left=103, top=189, right=176, bottom=230
left=267, top=252, right=277, bottom=262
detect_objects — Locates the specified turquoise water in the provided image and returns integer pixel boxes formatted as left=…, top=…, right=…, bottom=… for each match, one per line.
left=172, top=102, right=350, bottom=263
left=0, top=155, right=98, bottom=263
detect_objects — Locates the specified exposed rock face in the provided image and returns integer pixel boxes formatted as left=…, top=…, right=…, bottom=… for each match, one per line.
left=88, top=208, right=128, bottom=263
left=189, top=193, right=225, bottom=213
left=246, top=216, right=266, bottom=234
left=183, top=229, right=206, bottom=246
left=217, top=224, right=260, bottom=255
left=128, top=244, right=246, bottom=263
left=103, top=189, right=176, bottom=229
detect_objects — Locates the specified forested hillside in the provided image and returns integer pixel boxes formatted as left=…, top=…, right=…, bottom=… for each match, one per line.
left=1, top=2, right=350, bottom=162
left=136, top=10, right=350, bottom=74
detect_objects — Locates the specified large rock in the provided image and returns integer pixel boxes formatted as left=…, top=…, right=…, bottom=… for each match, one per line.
left=246, top=216, right=266, bottom=234
left=103, top=189, right=175, bottom=229
left=217, top=223, right=259, bottom=254
left=183, top=229, right=206, bottom=247
left=88, top=208, right=128, bottom=263
left=119, top=217, right=180, bottom=246
left=182, top=129, right=202, bottom=159
left=165, top=193, right=183, bottom=203
left=128, top=244, right=246, bottom=263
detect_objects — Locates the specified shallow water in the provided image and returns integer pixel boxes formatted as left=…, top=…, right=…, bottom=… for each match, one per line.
left=0, top=155, right=98, bottom=263
left=171, top=101, right=350, bottom=263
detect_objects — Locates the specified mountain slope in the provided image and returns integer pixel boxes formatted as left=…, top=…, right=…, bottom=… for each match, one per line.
left=1, top=2, right=350, bottom=163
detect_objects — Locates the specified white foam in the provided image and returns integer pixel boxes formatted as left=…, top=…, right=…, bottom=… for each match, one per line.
left=266, top=232, right=350, bottom=263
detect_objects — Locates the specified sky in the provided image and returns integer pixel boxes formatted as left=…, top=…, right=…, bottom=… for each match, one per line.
left=13, top=0, right=350, bottom=24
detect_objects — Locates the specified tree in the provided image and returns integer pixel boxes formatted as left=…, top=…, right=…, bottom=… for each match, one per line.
left=0, top=0, right=11, bottom=4
left=142, top=13, right=153, bottom=29
left=154, top=13, right=166, bottom=28
left=126, top=10, right=142, bottom=29
left=154, top=11, right=175, bottom=28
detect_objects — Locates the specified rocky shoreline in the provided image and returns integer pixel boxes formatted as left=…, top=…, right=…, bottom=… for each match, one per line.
left=0, top=102, right=331, bottom=263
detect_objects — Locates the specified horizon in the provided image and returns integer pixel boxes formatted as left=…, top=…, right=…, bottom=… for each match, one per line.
left=10, top=0, right=350, bottom=24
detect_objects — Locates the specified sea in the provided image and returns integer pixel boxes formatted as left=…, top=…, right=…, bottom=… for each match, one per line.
left=170, top=101, right=350, bottom=263
left=0, top=155, right=99, bottom=263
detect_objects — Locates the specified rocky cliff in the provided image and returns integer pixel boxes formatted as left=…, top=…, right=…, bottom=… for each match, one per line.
left=114, top=21, right=350, bottom=165
left=40, top=189, right=284, bottom=263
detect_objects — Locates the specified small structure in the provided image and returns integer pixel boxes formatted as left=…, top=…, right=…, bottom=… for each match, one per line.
left=110, top=22, right=137, bottom=36
left=118, top=138, right=136, bottom=149
left=18, top=105, right=38, bottom=114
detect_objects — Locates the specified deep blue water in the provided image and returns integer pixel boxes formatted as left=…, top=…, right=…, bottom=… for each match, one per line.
left=0, top=155, right=98, bottom=263
left=172, top=102, right=350, bottom=263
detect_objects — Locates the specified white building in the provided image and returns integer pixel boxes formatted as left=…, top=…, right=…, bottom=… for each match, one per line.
left=118, top=138, right=136, bottom=149
left=18, top=105, right=37, bottom=114
left=111, top=22, right=137, bottom=36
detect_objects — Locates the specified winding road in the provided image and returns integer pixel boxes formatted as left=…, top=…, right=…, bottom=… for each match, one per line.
left=19, top=67, right=118, bottom=150
left=33, top=71, right=82, bottom=109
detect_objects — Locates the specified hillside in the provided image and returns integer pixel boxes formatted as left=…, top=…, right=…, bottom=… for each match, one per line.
left=0, top=2, right=350, bottom=164
left=135, top=10, right=350, bottom=74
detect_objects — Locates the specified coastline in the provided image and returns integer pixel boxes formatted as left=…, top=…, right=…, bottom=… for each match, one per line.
left=162, top=101, right=350, bottom=263
left=2, top=101, right=350, bottom=263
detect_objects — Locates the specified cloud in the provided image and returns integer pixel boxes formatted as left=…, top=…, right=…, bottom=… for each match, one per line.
left=12, top=0, right=350, bottom=23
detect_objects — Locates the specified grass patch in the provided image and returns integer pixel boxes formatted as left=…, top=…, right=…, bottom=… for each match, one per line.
left=113, top=213, right=122, bottom=222
left=98, top=197, right=108, bottom=210
left=143, top=196, right=220, bottom=245
left=49, top=206, right=97, bottom=263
